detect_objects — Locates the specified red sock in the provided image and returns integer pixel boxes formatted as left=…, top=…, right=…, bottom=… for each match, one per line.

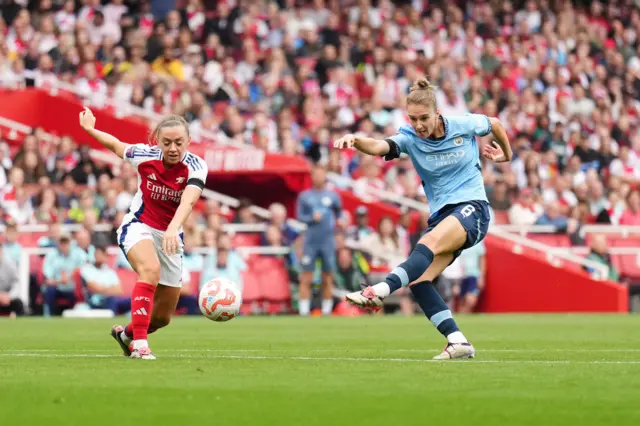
left=130, top=281, right=156, bottom=341
left=124, top=323, right=159, bottom=339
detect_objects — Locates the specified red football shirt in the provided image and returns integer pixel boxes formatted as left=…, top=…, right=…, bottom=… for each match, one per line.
left=121, top=144, right=208, bottom=231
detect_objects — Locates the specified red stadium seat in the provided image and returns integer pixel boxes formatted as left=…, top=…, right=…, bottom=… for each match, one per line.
left=616, top=254, right=640, bottom=280
left=241, top=269, right=262, bottom=302
left=116, top=268, right=138, bottom=296
left=253, top=257, right=290, bottom=302
left=106, top=254, right=118, bottom=268
left=608, top=236, right=640, bottom=247
left=493, top=210, right=509, bottom=225
left=17, top=233, right=47, bottom=247
left=231, top=233, right=261, bottom=247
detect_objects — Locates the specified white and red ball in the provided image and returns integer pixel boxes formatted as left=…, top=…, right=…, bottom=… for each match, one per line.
left=198, top=278, right=242, bottom=322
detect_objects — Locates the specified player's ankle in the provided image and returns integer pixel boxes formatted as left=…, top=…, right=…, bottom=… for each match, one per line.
left=132, top=339, right=149, bottom=350
left=447, top=331, right=468, bottom=344
left=372, top=283, right=391, bottom=298
left=120, top=331, right=132, bottom=346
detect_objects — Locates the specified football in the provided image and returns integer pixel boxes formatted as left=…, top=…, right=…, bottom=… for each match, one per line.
left=198, top=278, right=242, bottom=322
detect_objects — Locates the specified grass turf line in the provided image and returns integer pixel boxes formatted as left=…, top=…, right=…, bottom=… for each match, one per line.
left=1, top=315, right=640, bottom=426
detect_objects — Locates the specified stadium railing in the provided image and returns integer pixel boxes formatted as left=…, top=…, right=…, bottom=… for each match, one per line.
left=328, top=172, right=430, bottom=213
left=489, top=226, right=610, bottom=280
left=493, top=224, right=640, bottom=237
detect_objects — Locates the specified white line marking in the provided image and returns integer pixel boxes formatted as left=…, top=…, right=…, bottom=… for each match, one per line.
left=1, top=353, right=640, bottom=365
left=4, top=348, right=640, bottom=353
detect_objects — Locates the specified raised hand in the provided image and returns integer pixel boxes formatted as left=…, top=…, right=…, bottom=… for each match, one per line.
left=333, top=134, right=357, bottom=149
left=79, top=107, right=96, bottom=131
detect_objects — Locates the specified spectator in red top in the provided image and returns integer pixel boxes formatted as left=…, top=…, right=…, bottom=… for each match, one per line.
left=620, top=190, right=640, bottom=226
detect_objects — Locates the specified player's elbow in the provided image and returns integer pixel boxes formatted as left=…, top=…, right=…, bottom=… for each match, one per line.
left=375, top=140, right=390, bottom=156
left=488, top=117, right=502, bottom=131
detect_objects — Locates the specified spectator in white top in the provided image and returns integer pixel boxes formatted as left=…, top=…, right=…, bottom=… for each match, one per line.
left=6, top=187, right=34, bottom=225
left=610, top=146, right=640, bottom=184
left=361, top=216, right=406, bottom=269
left=76, top=68, right=106, bottom=107
left=436, top=79, right=469, bottom=116
left=567, top=84, right=596, bottom=118
left=102, top=0, right=128, bottom=26
left=87, top=10, right=121, bottom=46
left=508, top=188, right=544, bottom=226
left=0, top=244, right=24, bottom=316
left=55, top=0, right=77, bottom=33
left=353, top=157, right=385, bottom=203
left=80, top=245, right=129, bottom=314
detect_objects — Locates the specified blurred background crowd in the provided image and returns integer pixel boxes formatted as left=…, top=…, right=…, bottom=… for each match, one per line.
left=1, top=0, right=639, bottom=316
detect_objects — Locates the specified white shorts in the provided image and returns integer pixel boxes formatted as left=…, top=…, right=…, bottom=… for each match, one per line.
left=117, top=219, right=184, bottom=287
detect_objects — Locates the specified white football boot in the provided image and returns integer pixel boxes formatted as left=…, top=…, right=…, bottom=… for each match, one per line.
left=345, top=286, right=384, bottom=311
left=130, top=346, right=156, bottom=360
left=433, top=342, right=476, bottom=360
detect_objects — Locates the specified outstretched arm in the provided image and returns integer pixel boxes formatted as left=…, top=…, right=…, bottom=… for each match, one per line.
left=334, top=134, right=390, bottom=156
left=79, top=107, right=128, bottom=158
left=483, top=117, right=513, bottom=163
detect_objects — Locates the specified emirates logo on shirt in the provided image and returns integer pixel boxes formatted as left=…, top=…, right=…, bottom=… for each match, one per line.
left=146, top=181, right=184, bottom=203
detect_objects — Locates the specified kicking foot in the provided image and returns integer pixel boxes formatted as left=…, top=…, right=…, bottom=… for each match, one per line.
left=110, top=325, right=131, bottom=357
left=130, top=347, right=156, bottom=360
left=433, top=342, right=476, bottom=360
left=345, top=286, right=384, bottom=311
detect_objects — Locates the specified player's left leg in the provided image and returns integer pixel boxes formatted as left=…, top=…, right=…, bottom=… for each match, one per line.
left=114, top=285, right=180, bottom=356
left=116, top=228, right=184, bottom=359
left=346, top=215, right=466, bottom=310
left=407, top=255, right=475, bottom=360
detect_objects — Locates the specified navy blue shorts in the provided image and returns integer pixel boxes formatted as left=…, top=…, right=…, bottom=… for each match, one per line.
left=423, top=200, right=491, bottom=262
left=459, top=277, right=480, bottom=297
left=301, top=241, right=336, bottom=273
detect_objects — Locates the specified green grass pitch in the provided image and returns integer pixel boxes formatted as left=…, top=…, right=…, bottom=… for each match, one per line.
left=2, top=315, right=640, bottom=426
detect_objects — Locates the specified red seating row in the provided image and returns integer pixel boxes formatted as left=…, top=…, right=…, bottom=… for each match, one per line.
left=16, top=232, right=264, bottom=248
left=113, top=255, right=290, bottom=301
left=496, top=239, right=640, bottom=280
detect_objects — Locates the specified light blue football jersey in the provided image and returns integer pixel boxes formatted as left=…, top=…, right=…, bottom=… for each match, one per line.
left=385, top=114, right=492, bottom=215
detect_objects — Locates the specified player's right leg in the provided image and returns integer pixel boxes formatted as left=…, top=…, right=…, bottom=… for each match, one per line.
left=346, top=214, right=467, bottom=308
left=113, top=230, right=161, bottom=360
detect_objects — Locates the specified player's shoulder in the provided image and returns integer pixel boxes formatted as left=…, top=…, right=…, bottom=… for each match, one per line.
left=391, top=125, right=419, bottom=144
left=445, top=114, right=491, bottom=133
left=182, top=151, right=207, bottom=171
left=124, top=143, right=162, bottom=160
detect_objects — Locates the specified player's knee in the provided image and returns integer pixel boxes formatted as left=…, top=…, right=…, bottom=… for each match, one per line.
left=137, top=262, right=161, bottom=284
left=420, top=233, right=444, bottom=255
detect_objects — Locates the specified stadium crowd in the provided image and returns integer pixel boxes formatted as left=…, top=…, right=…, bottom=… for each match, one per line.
left=1, top=0, right=640, bottom=315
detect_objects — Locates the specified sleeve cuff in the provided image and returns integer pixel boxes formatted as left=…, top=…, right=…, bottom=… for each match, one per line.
left=383, top=139, right=401, bottom=161
left=186, top=178, right=205, bottom=190
left=479, top=116, right=492, bottom=137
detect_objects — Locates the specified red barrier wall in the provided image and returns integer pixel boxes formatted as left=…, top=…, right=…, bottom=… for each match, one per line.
left=480, top=235, right=628, bottom=313
left=0, top=88, right=149, bottom=148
